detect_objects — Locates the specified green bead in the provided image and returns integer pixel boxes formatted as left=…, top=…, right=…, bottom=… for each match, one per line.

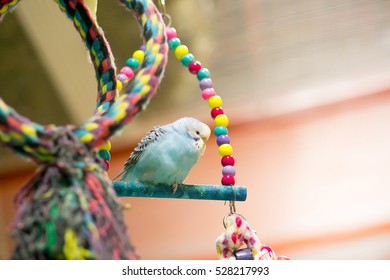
left=168, top=38, right=181, bottom=51
left=181, top=53, right=194, bottom=67
left=197, top=68, right=210, bottom=81
left=126, top=58, right=140, bottom=70
left=99, top=149, right=111, bottom=161
left=214, top=126, right=228, bottom=137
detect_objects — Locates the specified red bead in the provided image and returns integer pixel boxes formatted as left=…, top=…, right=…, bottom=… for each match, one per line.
left=188, top=61, right=202, bottom=74
left=221, top=155, right=235, bottom=166
left=211, top=107, right=224, bottom=119
left=102, top=160, right=110, bottom=171
left=221, top=174, right=235, bottom=185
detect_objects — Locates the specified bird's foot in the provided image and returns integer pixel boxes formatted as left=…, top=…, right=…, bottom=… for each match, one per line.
left=171, top=182, right=179, bottom=194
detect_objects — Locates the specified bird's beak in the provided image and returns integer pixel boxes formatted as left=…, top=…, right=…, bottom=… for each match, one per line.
left=200, top=143, right=207, bottom=155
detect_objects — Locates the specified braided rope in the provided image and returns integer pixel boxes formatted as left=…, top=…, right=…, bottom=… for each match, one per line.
left=0, top=0, right=167, bottom=157
left=75, top=0, right=168, bottom=147
left=0, top=0, right=118, bottom=160
left=0, top=0, right=168, bottom=259
left=57, top=0, right=118, bottom=110
left=0, top=0, right=18, bottom=20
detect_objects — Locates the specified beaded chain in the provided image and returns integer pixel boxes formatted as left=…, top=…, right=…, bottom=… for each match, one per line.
left=100, top=27, right=237, bottom=187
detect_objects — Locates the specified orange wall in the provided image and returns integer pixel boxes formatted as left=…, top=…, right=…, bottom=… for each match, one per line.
left=1, top=90, right=390, bottom=259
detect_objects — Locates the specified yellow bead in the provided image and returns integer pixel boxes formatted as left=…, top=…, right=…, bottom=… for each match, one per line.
left=133, top=50, right=145, bottom=64
left=117, top=80, right=123, bottom=92
left=100, top=140, right=111, bottom=151
left=214, top=114, right=229, bottom=127
left=174, top=45, right=189, bottom=60
left=208, top=95, right=223, bottom=108
left=218, top=144, right=233, bottom=156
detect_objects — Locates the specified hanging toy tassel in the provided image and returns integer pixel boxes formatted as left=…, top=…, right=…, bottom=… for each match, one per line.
left=216, top=213, right=289, bottom=260
left=11, top=128, right=137, bottom=260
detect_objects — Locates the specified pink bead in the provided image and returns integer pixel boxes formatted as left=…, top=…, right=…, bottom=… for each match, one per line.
left=221, top=174, right=235, bottom=185
left=188, top=61, right=202, bottom=74
left=201, top=88, right=216, bottom=100
left=102, top=160, right=110, bottom=171
left=211, top=107, right=224, bottom=118
left=120, top=66, right=135, bottom=80
left=221, top=155, right=235, bottom=166
left=166, top=27, right=177, bottom=40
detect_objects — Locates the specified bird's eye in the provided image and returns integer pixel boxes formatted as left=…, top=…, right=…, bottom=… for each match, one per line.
left=196, top=130, right=200, bottom=135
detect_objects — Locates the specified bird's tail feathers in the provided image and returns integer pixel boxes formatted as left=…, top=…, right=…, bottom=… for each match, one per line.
left=112, top=168, right=126, bottom=181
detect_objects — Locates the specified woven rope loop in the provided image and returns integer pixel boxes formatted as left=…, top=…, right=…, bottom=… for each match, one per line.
left=0, top=0, right=168, bottom=161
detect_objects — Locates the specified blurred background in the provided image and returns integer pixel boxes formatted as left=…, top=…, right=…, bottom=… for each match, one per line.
left=1, top=0, right=390, bottom=259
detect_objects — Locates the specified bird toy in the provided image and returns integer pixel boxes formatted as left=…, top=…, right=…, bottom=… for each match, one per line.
left=216, top=213, right=289, bottom=260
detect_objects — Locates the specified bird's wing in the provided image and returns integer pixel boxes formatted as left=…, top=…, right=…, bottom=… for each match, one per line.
left=113, top=126, right=167, bottom=181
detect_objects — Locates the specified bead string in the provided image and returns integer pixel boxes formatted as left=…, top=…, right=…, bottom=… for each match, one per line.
left=104, top=27, right=236, bottom=186
left=99, top=48, right=146, bottom=171
left=166, top=26, right=236, bottom=186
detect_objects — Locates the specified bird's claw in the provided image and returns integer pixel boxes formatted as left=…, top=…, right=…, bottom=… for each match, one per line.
left=171, top=182, right=179, bottom=194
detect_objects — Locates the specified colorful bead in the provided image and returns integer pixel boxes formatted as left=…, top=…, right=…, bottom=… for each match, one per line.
left=100, top=140, right=111, bottom=151
left=214, top=114, right=229, bottom=127
left=197, top=68, right=210, bottom=81
left=159, top=27, right=239, bottom=185
left=208, top=95, right=222, bottom=108
left=234, top=248, right=254, bottom=260
left=222, top=165, right=236, bottom=176
left=217, top=134, right=230, bottom=146
left=102, top=160, right=110, bottom=171
left=181, top=53, right=194, bottom=67
left=132, top=50, right=145, bottom=64
left=98, top=149, right=111, bottom=161
left=117, top=73, right=129, bottom=85
left=166, top=27, right=177, bottom=40
left=188, top=61, right=202, bottom=74
left=168, top=37, right=181, bottom=51
left=221, top=155, right=235, bottom=166
left=199, top=78, right=213, bottom=90
left=211, top=107, right=224, bottom=118
left=116, top=80, right=123, bottom=92
left=174, top=45, right=189, bottom=60
left=214, top=126, right=228, bottom=136
left=218, top=144, right=233, bottom=156
left=126, top=58, right=140, bottom=70
left=221, top=174, right=235, bottom=185
left=120, top=66, right=134, bottom=80
left=201, top=88, right=216, bottom=100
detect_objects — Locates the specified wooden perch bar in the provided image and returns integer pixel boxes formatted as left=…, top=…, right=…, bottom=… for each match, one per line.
left=113, top=181, right=247, bottom=201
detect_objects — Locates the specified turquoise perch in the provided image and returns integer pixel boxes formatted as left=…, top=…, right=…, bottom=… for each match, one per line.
left=113, top=181, right=247, bottom=201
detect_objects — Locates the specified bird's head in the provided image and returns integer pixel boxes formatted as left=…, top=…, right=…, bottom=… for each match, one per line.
left=185, top=118, right=210, bottom=141
left=175, top=117, right=211, bottom=154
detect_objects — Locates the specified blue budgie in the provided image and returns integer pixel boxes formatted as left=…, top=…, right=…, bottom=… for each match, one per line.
left=113, top=117, right=211, bottom=193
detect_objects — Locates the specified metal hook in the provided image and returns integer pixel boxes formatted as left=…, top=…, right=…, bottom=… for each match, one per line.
left=157, top=0, right=172, bottom=27
left=229, top=200, right=236, bottom=214
left=229, top=185, right=237, bottom=213
left=222, top=212, right=246, bottom=229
